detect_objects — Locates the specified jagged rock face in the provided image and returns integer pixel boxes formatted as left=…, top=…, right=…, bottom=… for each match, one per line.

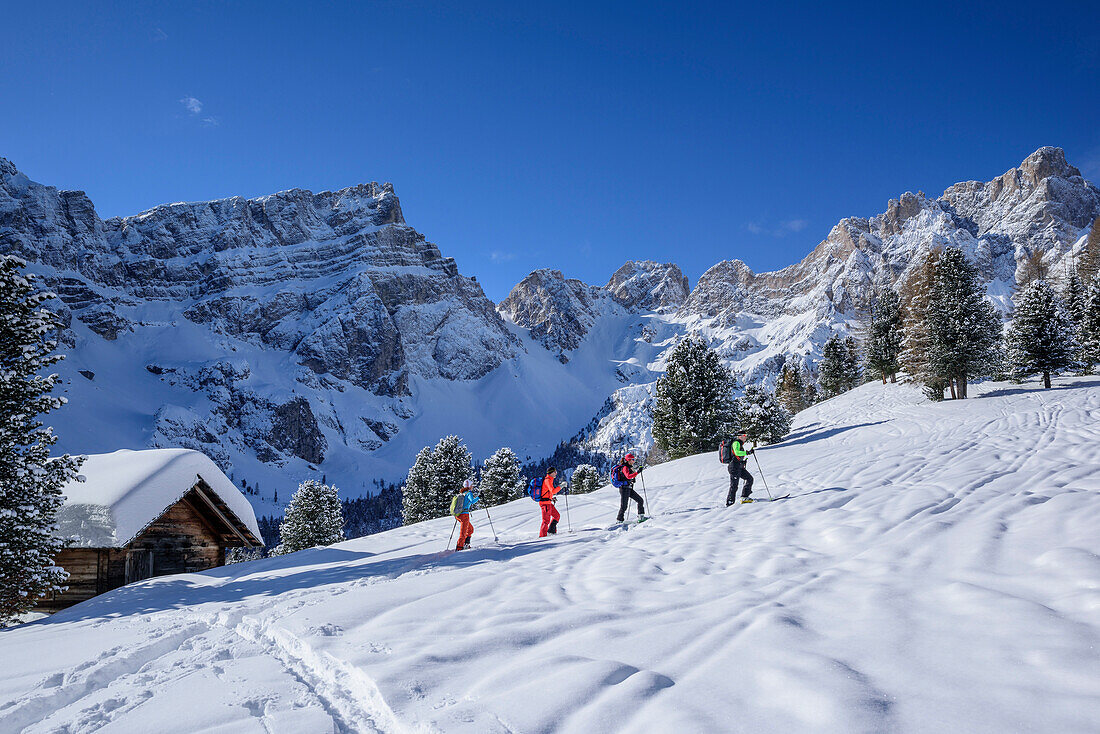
left=499, top=260, right=688, bottom=360
left=0, top=157, right=519, bottom=476
left=0, top=159, right=518, bottom=393
left=681, top=147, right=1100, bottom=337
left=498, top=269, right=616, bottom=361
left=606, top=261, right=690, bottom=312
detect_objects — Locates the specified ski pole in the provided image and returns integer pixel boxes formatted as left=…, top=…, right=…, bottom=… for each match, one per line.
left=446, top=517, right=457, bottom=550
left=564, top=490, right=573, bottom=533
left=639, top=469, right=651, bottom=517
left=753, top=452, right=775, bottom=500
left=484, top=507, right=498, bottom=542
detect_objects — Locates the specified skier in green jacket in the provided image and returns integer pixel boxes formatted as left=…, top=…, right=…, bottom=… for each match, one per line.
left=726, top=433, right=755, bottom=506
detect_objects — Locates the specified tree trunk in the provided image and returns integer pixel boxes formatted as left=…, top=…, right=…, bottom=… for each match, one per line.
left=949, top=380, right=957, bottom=400
left=888, top=373, right=896, bottom=384
left=881, top=374, right=887, bottom=385
left=1043, top=371, right=1051, bottom=389
left=959, top=377, right=968, bottom=399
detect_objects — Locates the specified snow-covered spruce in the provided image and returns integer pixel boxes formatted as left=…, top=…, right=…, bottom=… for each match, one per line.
left=0, top=256, right=83, bottom=623
left=1081, top=272, right=1100, bottom=371
left=864, top=287, right=903, bottom=384
left=818, top=333, right=861, bottom=399
left=651, top=336, right=737, bottom=460
left=402, top=436, right=473, bottom=524
left=271, top=480, right=345, bottom=555
left=569, top=463, right=601, bottom=494
left=735, top=384, right=793, bottom=444
left=479, top=447, right=524, bottom=507
left=925, top=246, right=1003, bottom=399
left=1006, top=281, right=1078, bottom=388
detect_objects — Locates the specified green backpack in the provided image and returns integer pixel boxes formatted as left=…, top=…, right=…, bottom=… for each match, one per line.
left=450, top=494, right=464, bottom=517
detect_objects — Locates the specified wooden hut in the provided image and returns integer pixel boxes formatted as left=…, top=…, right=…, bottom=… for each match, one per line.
left=40, top=449, right=264, bottom=613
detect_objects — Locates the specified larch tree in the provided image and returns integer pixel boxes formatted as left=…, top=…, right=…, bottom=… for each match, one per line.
left=900, top=249, right=944, bottom=397
left=1005, top=281, right=1078, bottom=388
left=0, top=256, right=83, bottom=624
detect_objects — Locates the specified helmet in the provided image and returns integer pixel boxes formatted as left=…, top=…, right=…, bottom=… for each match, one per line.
left=623, top=453, right=635, bottom=462
left=463, top=478, right=475, bottom=489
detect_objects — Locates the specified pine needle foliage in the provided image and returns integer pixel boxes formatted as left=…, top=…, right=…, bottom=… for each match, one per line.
left=651, top=336, right=737, bottom=459
left=0, top=256, right=83, bottom=623
left=274, top=480, right=345, bottom=554
left=1005, top=281, right=1078, bottom=388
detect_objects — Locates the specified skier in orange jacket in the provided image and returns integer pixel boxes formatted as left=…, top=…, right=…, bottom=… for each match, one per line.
left=538, top=467, right=567, bottom=537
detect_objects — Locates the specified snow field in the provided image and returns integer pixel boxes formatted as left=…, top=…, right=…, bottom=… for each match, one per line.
left=1, top=377, right=1099, bottom=733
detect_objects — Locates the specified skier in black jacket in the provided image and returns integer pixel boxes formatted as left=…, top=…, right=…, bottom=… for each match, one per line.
left=726, top=433, right=755, bottom=505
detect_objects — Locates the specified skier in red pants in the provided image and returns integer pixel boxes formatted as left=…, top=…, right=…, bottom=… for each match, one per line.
left=538, top=467, right=566, bottom=537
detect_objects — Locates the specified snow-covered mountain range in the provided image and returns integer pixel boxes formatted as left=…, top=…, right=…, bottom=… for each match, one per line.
left=1, top=147, right=1096, bottom=510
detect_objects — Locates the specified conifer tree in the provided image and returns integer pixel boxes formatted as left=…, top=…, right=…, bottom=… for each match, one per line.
left=776, top=363, right=814, bottom=414
left=651, top=336, right=737, bottom=459
left=865, top=287, right=903, bottom=383
left=273, top=480, right=345, bottom=554
left=843, top=336, right=863, bottom=388
left=926, top=247, right=1002, bottom=399
left=818, top=334, right=848, bottom=399
left=401, top=436, right=473, bottom=524
left=570, top=464, right=600, bottom=494
left=900, top=249, right=943, bottom=396
left=735, top=385, right=792, bottom=444
left=1082, top=216, right=1100, bottom=283
left=1005, top=281, right=1078, bottom=388
left=0, top=256, right=83, bottom=624
left=479, top=447, right=524, bottom=507
left=1080, top=272, right=1100, bottom=371
left=402, top=446, right=435, bottom=524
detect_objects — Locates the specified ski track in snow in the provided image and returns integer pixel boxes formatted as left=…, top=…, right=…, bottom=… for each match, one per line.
left=2, top=378, right=1099, bottom=733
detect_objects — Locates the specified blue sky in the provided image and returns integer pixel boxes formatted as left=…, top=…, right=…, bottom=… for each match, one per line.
left=3, top=1, right=1099, bottom=300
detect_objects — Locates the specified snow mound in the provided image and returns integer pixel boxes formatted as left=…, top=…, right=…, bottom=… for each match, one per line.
left=3, top=378, right=1098, bottom=732
left=57, top=449, right=261, bottom=547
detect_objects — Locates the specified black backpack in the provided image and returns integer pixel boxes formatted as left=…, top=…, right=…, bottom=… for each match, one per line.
left=718, top=437, right=733, bottom=464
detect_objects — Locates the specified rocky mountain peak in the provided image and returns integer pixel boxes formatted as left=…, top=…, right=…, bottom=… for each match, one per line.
left=498, top=269, right=611, bottom=361
left=1019, top=146, right=1080, bottom=186
left=606, top=260, right=690, bottom=312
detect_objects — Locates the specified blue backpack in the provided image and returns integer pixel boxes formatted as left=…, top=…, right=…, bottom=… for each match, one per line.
left=527, top=476, right=546, bottom=501
left=610, top=464, right=628, bottom=488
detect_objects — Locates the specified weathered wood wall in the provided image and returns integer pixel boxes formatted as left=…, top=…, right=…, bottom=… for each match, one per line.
left=129, top=498, right=226, bottom=576
left=40, top=493, right=233, bottom=612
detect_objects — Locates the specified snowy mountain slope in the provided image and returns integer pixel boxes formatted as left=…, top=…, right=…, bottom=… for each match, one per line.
left=3, top=377, right=1097, bottom=733
left=2, top=148, right=1098, bottom=510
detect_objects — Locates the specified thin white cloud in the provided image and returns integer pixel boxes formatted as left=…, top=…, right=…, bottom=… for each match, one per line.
left=180, top=96, right=203, bottom=115
left=201, top=116, right=220, bottom=127
left=153, top=28, right=168, bottom=42
left=489, top=250, right=516, bottom=262
left=746, top=218, right=809, bottom=237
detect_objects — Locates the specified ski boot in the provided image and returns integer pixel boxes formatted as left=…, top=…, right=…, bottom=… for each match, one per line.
left=740, top=497, right=755, bottom=504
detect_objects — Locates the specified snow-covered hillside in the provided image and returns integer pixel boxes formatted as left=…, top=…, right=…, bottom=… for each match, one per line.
left=3, top=377, right=1097, bottom=733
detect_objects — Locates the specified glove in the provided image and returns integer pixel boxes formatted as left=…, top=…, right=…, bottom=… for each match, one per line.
left=749, top=448, right=756, bottom=455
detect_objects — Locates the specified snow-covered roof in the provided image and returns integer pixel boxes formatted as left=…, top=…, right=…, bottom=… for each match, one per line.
left=56, top=449, right=262, bottom=548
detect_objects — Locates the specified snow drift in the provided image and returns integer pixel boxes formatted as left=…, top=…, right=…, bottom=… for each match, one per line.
left=2, top=376, right=1098, bottom=732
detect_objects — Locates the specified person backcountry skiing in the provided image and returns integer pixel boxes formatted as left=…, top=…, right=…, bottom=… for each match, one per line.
left=538, top=468, right=567, bottom=537
left=451, top=479, right=480, bottom=550
left=721, top=434, right=755, bottom=505
left=611, top=454, right=645, bottom=522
